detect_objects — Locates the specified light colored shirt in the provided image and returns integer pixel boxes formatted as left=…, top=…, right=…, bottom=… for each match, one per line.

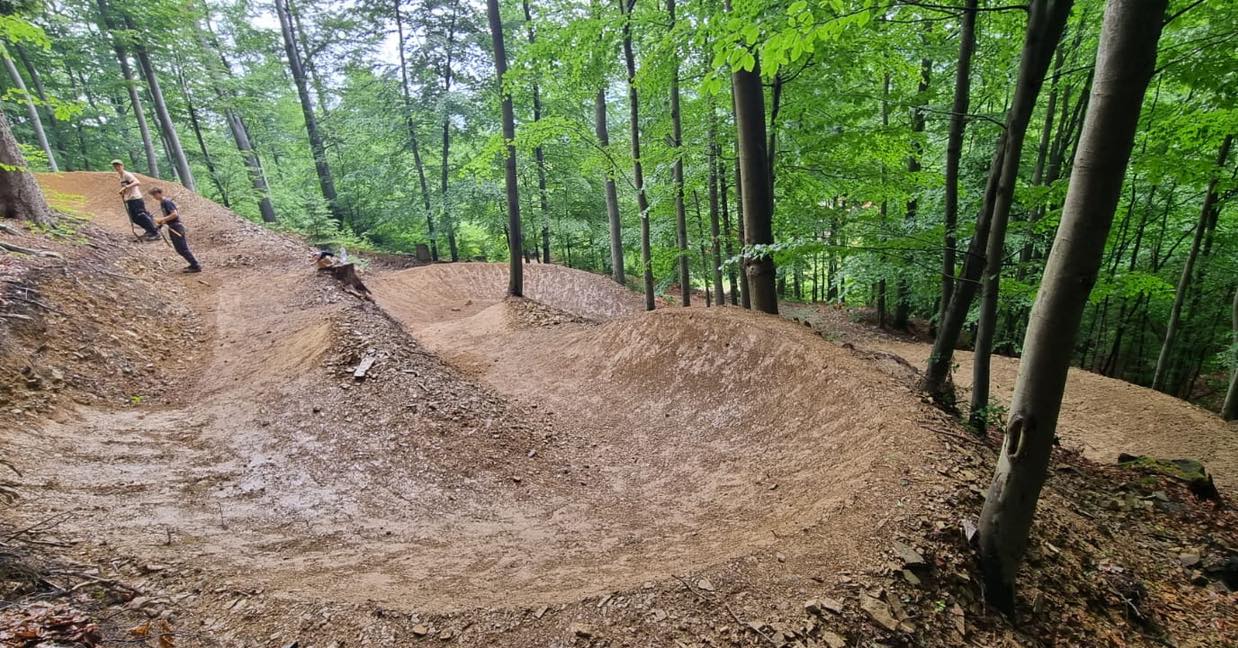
left=120, top=171, right=141, bottom=201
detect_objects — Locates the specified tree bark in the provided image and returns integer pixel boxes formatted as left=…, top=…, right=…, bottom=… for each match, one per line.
left=124, top=17, right=195, bottom=191
left=522, top=0, right=552, bottom=265
left=1151, top=134, right=1233, bottom=391
left=1, top=47, right=57, bottom=172
left=620, top=0, right=654, bottom=310
left=720, top=156, right=738, bottom=304
left=733, top=148, right=750, bottom=309
left=708, top=105, right=725, bottom=306
left=174, top=65, right=229, bottom=206
left=970, top=0, right=1073, bottom=430
left=731, top=48, right=777, bottom=314
left=439, top=1, right=462, bottom=261
left=977, top=0, right=1165, bottom=614
left=486, top=0, right=522, bottom=295
left=596, top=89, right=625, bottom=285
left=0, top=109, right=54, bottom=224
left=275, top=0, right=342, bottom=223
left=13, top=45, right=67, bottom=170
left=940, top=0, right=976, bottom=327
left=894, top=49, right=932, bottom=329
left=668, top=0, right=690, bottom=306
left=1222, top=285, right=1237, bottom=421
left=394, top=0, right=436, bottom=257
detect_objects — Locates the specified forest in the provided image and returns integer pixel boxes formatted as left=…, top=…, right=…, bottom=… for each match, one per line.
left=1, top=0, right=1237, bottom=644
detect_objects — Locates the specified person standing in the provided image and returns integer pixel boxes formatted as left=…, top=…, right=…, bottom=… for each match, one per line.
left=112, top=159, right=160, bottom=241
left=150, top=187, right=202, bottom=273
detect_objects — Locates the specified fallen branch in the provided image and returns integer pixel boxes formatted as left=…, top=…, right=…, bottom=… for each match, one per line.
left=1, top=511, right=73, bottom=544
left=0, top=222, right=19, bottom=236
left=0, top=241, right=62, bottom=259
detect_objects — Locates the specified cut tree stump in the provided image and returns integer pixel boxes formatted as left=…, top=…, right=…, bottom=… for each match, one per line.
left=319, top=262, right=372, bottom=301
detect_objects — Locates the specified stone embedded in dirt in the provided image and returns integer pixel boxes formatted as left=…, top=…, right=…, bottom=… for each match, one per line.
left=961, top=519, right=978, bottom=545
left=533, top=606, right=549, bottom=619
left=859, top=594, right=900, bottom=633
left=412, top=624, right=429, bottom=637
left=570, top=623, right=593, bottom=638
left=1178, top=552, right=1201, bottom=568
left=696, top=578, right=715, bottom=592
left=650, top=608, right=668, bottom=622
left=821, top=630, right=847, bottom=648
left=891, top=541, right=925, bottom=567
left=901, top=569, right=921, bottom=586
left=819, top=597, right=844, bottom=614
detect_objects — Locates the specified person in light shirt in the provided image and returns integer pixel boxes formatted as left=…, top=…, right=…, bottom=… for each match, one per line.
left=111, top=159, right=160, bottom=241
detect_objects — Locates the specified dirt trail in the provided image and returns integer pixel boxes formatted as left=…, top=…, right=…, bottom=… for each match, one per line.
left=5, top=173, right=942, bottom=621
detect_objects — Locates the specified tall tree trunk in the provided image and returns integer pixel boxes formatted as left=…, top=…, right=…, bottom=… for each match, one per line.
left=174, top=65, right=229, bottom=206
left=924, top=0, right=1071, bottom=407
left=522, top=0, right=552, bottom=265
left=275, top=0, right=341, bottom=223
left=733, top=150, right=750, bottom=309
left=125, top=17, right=195, bottom=191
left=978, top=0, right=1165, bottom=614
left=894, top=49, right=932, bottom=329
left=96, top=0, right=159, bottom=177
left=0, top=108, right=54, bottom=224
left=730, top=34, right=777, bottom=314
left=1222, top=285, right=1238, bottom=421
left=877, top=73, right=890, bottom=328
left=970, top=0, right=1073, bottom=429
left=289, top=0, right=330, bottom=118
left=596, top=89, right=625, bottom=284
left=1151, top=134, right=1233, bottom=391
left=668, top=0, right=689, bottom=305
left=393, top=0, right=436, bottom=257
left=1, top=47, right=57, bottom=172
left=708, top=106, right=725, bottom=306
left=941, top=0, right=977, bottom=326
left=13, top=45, right=67, bottom=170
left=720, top=156, right=738, bottom=304
left=439, top=1, right=462, bottom=261
left=620, top=0, right=654, bottom=310
left=486, top=0, right=522, bottom=296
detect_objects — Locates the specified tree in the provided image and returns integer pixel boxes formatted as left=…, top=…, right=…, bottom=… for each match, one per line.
left=94, top=0, right=158, bottom=177
left=275, top=0, right=342, bottom=224
left=487, top=0, right=521, bottom=295
left=522, top=0, right=551, bottom=264
left=0, top=107, right=53, bottom=224
left=667, top=0, right=689, bottom=306
left=1151, top=134, right=1233, bottom=391
left=728, top=6, right=776, bottom=315
left=619, top=0, right=654, bottom=310
left=922, top=0, right=1072, bottom=408
left=122, top=15, right=195, bottom=191
left=596, top=87, right=625, bottom=285
left=1, top=44, right=56, bottom=171
left=940, top=0, right=976, bottom=328
left=978, top=0, right=1166, bottom=614
left=393, top=0, right=437, bottom=256
left=1223, top=285, right=1238, bottom=421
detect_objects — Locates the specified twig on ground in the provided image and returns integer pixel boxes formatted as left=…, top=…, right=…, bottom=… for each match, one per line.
left=1, top=511, right=74, bottom=543
left=671, top=574, right=706, bottom=602
left=0, top=241, right=63, bottom=259
left=722, top=601, right=782, bottom=648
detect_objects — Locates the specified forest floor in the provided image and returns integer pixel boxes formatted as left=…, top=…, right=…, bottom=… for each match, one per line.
left=0, top=172, right=1234, bottom=647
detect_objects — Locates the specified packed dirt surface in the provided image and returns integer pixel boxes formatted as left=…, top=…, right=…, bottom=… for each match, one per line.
left=781, top=303, right=1238, bottom=489
left=2, top=173, right=1235, bottom=647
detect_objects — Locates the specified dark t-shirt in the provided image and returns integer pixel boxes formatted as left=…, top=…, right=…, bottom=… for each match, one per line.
left=159, top=198, right=178, bottom=217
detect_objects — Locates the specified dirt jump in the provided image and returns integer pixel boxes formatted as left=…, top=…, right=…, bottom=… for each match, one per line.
left=1, top=173, right=1235, bottom=646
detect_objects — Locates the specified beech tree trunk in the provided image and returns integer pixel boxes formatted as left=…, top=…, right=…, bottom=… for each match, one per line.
left=97, top=0, right=159, bottom=177
left=174, top=65, right=228, bottom=206
left=394, top=0, right=436, bottom=257
left=733, top=151, right=750, bottom=309
left=486, top=0, right=522, bottom=295
left=276, top=0, right=341, bottom=223
left=440, top=1, right=462, bottom=261
left=894, top=50, right=931, bottom=329
left=125, top=17, right=195, bottom=191
left=668, top=0, right=689, bottom=306
left=731, top=48, right=777, bottom=314
left=620, top=0, right=654, bottom=310
left=1151, top=134, right=1233, bottom=391
left=941, top=0, right=976, bottom=326
left=596, top=89, right=625, bottom=284
left=11, top=45, right=65, bottom=170
left=0, top=108, right=54, bottom=224
left=522, top=0, right=552, bottom=265
left=1222, top=285, right=1238, bottom=421
left=720, top=156, right=738, bottom=304
left=970, top=0, right=1073, bottom=429
left=1, top=54, right=55, bottom=173
left=978, top=0, right=1165, bottom=614
left=708, top=108, right=725, bottom=306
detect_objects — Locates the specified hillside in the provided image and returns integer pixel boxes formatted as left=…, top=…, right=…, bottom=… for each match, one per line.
left=0, top=173, right=1234, bottom=646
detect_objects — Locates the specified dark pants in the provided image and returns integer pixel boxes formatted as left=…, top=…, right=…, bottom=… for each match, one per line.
left=167, top=221, right=200, bottom=269
left=125, top=199, right=158, bottom=235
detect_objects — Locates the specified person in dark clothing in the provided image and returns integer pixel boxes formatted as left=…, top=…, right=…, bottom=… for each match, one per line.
left=149, top=187, right=202, bottom=273
left=111, top=159, right=160, bottom=241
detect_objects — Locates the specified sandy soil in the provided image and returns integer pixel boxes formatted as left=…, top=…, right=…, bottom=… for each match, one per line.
left=780, top=303, right=1238, bottom=489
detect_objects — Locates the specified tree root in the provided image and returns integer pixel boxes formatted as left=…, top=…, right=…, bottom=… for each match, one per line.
left=0, top=241, right=63, bottom=259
